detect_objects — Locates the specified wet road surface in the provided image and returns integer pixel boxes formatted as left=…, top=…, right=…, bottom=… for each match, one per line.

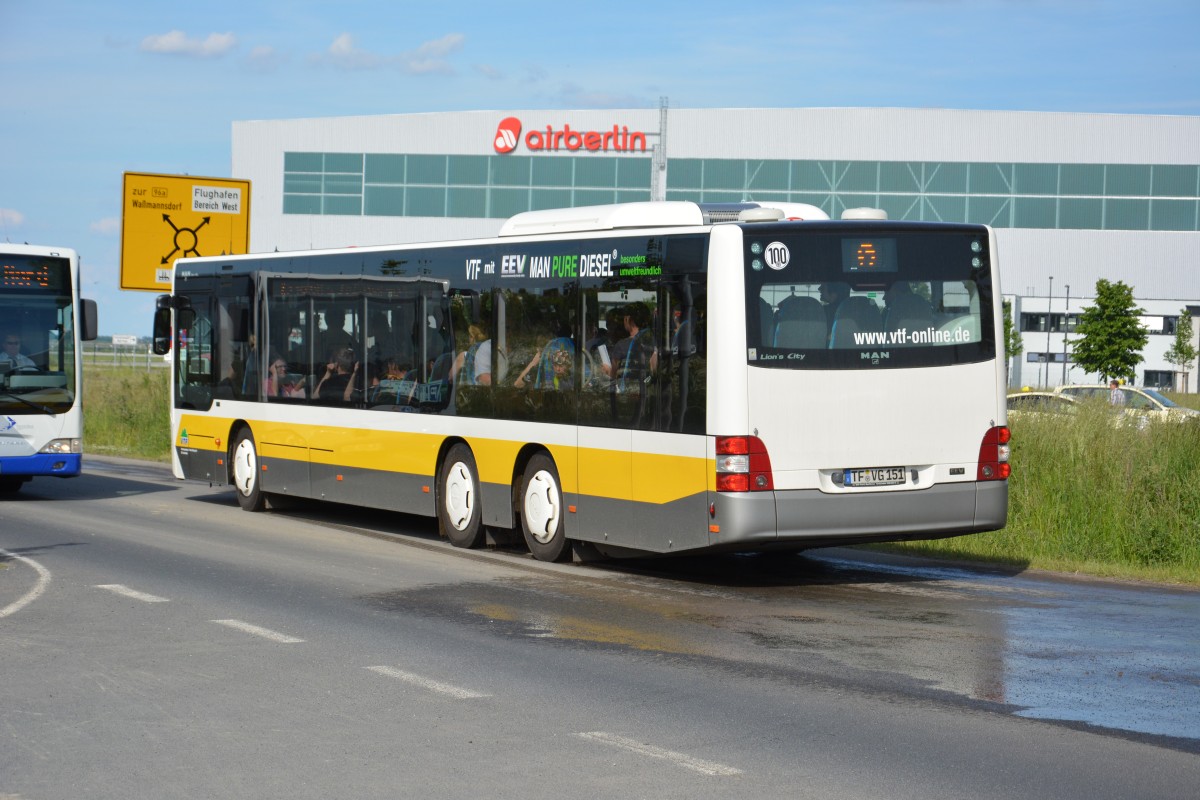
left=14, top=456, right=1200, bottom=759
left=288, top=486, right=1200, bottom=752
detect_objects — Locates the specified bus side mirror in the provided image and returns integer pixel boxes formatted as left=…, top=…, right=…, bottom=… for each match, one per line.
left=152, top=295, right=172, bottom=355
left=80, top=299, right=98, bottom=342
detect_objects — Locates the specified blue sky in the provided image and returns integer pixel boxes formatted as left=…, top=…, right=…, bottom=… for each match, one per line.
left=3, top=0, right=1198, bottom=335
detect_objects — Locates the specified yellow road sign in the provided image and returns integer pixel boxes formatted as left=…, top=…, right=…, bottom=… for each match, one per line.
left=120, top=172, right=251, bottom=291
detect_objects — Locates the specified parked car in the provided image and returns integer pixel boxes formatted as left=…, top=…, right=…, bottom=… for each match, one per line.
left=1006, top=390, right=1080, bottom=418
left=1053, top=384, right=1200, bottom=424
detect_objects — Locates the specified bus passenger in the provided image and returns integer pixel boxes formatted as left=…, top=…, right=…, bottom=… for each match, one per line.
left=585, top=310, right=624, bottom=382
left=615, top=302, right=657, bottom=391
left=452, top=323, right=492, bottom=386
left=819, top=282, right=850, bottom=333
left=545, top=347, right=573, bottom=390
left=265, top=352, right=306, bottom=398
left=514, top=337, right=574, bottom=390
left=315, top=347, right=357, bottom=402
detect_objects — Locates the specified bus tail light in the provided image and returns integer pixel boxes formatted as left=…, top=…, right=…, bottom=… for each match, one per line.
left=977, top=426, right=1011, bottom=481
left=716, top=435, right=774, bottom=492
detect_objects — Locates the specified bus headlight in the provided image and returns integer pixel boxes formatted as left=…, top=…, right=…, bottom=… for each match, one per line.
left=40, top=438, right=82, bottom=455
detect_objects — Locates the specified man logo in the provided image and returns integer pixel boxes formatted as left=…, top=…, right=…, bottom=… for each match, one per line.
left=861, top=351, right=891, bottom=365
left=494, top=117, right=522, bottom=154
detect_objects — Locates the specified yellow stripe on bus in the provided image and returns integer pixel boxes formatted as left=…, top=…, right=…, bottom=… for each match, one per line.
left=178, top=415, right=710, bottom=506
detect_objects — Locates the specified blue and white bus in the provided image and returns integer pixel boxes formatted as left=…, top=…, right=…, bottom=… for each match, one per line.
left=0, top=244, right=98, bottom=494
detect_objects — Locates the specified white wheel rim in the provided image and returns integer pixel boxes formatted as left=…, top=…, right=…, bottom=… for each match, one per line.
left=443, top=460, right=475, bottom=531
left=523, top=469, right=561, bottom=544
left=233, top=438, right=257, bottom=497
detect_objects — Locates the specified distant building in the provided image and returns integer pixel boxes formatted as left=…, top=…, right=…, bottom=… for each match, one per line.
left=232, top=107, right=1200, bottom=391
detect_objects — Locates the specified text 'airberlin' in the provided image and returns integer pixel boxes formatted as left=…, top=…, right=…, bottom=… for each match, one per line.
left=493, top=116, right=647, bottom=154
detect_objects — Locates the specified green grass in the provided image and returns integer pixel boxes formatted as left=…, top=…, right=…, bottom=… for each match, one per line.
left=83, top=366, right=172, bottom=461
left=877, top=399, right=1200, bottom=585
left=82, top=366, right=1200, bottom=584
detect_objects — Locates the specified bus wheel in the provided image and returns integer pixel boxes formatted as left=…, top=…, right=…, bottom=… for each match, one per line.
left=231, top=429, right=266, bottom=512
left=0, top=476, right=25, bottom=494
left=519, top=453, right=570, bottom=562
left=438, top=444, right=485, bottom=549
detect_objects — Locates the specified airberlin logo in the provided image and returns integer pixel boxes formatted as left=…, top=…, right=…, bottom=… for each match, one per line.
left=492, top=116, right=648, bottom=154
left=494, top=117, right=522, bottom=154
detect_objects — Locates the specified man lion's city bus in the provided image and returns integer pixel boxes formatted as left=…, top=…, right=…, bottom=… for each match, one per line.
left=0, top=244, right=98, bottom=494
left=152, top=201, right=1009, bottom=561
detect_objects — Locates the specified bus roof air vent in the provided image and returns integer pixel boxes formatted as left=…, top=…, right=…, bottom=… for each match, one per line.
left=841, top=207, right=889, bottom=220
left=698, top=202, right=830, bottom=224
left=498, top=200, right=834, bottom=236
left=499, top=201, right=706, bottom=236
left=738, top=208, right=786, bottom=223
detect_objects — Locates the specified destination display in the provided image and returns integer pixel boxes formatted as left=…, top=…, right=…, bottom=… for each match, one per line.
left=0, top=256, right=68, bottom=293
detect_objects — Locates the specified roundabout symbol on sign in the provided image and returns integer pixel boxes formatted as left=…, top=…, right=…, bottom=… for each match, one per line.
left=161, top=214, right=210, bottom=264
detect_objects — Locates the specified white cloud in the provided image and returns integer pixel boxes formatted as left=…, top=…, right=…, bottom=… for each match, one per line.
left=245, top=45, right=286, bottom=72
left=0, top=209, right=25, bottom=228
left=310, top=32, right=464, bottom=74
left=90, top=217, right=120, bottom=236
left=555, top=83, right=651, bottom=109
left=140, top=30, right=238, bottom=58
left=474, top=64, right=505, bottom=80
left=522, top=64, right=549, bottom=84
left=401, top=33, right=464, bottom=75
left=313, top=32, right=383, bottom=69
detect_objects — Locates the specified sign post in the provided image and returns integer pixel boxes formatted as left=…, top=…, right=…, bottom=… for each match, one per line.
left=120, top=172, right=251, bottom=292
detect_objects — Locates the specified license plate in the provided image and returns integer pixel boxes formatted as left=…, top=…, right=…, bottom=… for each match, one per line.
left=844, top=466, right=906, bottom=487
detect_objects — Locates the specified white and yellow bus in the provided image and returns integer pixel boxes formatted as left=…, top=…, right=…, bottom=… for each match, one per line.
left=152, top=201, right=1009, bottom=561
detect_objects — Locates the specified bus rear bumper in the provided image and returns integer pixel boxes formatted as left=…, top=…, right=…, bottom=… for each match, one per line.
left=711, top=481, right=1008, bottom=551
left=0, top=453, right=83, bottom=479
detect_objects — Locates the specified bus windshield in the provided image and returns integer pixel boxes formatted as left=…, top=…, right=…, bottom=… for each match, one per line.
left=0, top=253, right=78, bottom=414
left=746, top=225, right=995, bottom=370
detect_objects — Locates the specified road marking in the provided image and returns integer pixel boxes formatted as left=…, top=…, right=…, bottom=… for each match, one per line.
left=366, top=666, right=491, bottom=699
left=95, top=584, right=170, bottom=603
left=576, top=731, right=743, bottom=777
left=210, top=619, right=304, bottom=643
left=0, top=548, right=52, bottom=620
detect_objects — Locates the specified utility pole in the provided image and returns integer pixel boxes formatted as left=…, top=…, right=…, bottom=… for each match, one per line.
left=1061, top=283, right=1070, bottom=384
left=1044, top=275, right=1054, bottom=387
left=650, top=96, right=668, bottom=202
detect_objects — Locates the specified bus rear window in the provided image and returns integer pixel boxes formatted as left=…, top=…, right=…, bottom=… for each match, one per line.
left=746, top=227, right=995, bottom=370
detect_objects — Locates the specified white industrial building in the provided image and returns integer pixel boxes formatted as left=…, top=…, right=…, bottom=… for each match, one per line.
left=231, top=106, right=1200, bottom=391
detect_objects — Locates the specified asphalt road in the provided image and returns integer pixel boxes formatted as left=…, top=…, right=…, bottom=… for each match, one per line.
left=1, top=457, right=1198, bottom=799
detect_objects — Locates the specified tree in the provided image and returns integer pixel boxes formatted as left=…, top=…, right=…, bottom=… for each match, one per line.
left=1071, top=279, right=1147, bottom=384
left=1002, top=299, right=1023, bottom=362
left=1164, top=309, right=1197, bottom=391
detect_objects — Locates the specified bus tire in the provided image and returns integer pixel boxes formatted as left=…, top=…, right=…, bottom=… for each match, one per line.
left=438, top=444, right=485, bottom=549
left=231, top=428, right=266, bottom=512
left=0, top=476, right=25, bottom=494
left=519, top=452, right=570, bottom=562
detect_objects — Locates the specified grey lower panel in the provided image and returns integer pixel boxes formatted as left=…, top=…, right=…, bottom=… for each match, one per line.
left=259, top=454, right=310, bottom=497
left=178, top=447, right=226, bottom=484
left=186, top=440, right=1008, bottom=556
left=481, top=482, right=514, bottom=529
left=570, top=492, right=711, bottom=554
left=711, top=481, right=1008, bottom=551
left=974, top=481, right=1008, bottom=530
left=311, top=462, right=435, bottom=514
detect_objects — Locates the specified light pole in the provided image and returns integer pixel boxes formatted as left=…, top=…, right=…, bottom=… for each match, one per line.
left=1044, top=276, right=1053, bottom=388
left=1061, top=283, right=1070, bottom=384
